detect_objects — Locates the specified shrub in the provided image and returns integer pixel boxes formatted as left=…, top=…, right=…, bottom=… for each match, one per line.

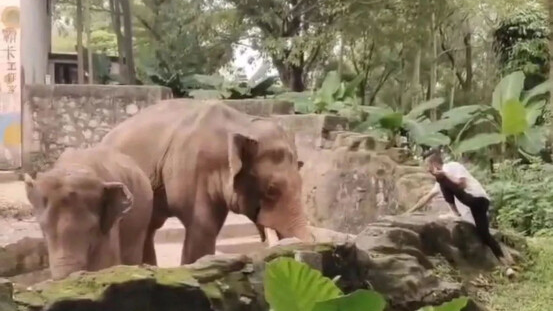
left=485, top=161, right=553, bottom=236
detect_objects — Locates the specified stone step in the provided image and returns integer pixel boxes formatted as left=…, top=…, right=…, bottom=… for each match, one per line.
left=154, top=214, right=259, bottom=244
left=154, top=235, right=266, bottom=268
left=0, top=171, right=20, bottom=183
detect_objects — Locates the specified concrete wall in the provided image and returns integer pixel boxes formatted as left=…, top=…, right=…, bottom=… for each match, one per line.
left=23, top=85, right=173, bottom=173
left=21, top=0, right=52, bottom=85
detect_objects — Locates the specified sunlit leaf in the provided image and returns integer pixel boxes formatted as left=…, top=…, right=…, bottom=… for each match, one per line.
left=264, top=258, right=343, bottom=311
left=492, top=71, right=525, bottom=111
left=501, top=99, right=528, bottom=136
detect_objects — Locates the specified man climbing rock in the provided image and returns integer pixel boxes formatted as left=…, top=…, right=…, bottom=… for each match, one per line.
left=407, top=150, right=514, bottom=275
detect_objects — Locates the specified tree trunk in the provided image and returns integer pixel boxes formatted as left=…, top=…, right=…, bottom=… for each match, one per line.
left=463, top=22, right=473, bottom=92
left=410, top=48, right=422, bottom=111
left=274, top=59, right=306, bottom=92
left=120, top=0, right=136, bottom=84
left=85, top=0, right=93, bottom=84
left=338, top=33, right=344, bottom=79
left=429, top=12, right=437, bottom=120
left=76, top=0, right=84, bottom=84
left=547, top=0, right=553, bottom=154
left=109, top=0, right=125, bottom=80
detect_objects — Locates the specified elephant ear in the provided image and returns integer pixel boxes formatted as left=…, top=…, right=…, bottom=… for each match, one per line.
left=101, top=182, right=133, bottom=234
left=228, top=133, right=259, bottom=191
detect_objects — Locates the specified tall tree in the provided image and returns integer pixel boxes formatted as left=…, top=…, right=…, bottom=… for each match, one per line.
left=85, top=0, right=93, bottom=84
left=109, top=0, right=126, bottom=75
left=120, top=0, right=136, bottom=84
left=226, top=0, right=348, bottom=91
left=76, top=0, right=85, bottom=84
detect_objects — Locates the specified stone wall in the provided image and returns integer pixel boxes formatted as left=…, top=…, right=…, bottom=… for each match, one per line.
left=274, top=114, right=435, bottom=234
left=23, top=85, right=173, bottom=174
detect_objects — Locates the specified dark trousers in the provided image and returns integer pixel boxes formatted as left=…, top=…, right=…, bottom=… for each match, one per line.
left=436, top=174, right=504, bottom=259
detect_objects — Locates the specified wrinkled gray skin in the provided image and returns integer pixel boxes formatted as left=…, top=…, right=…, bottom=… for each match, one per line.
left=101, top=100, right=312, bottom=265
left=24, top=146, right=153, bottom=280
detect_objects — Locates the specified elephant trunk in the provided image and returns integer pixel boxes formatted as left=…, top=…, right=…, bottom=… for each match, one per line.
left=277, top=213, right=313, bottom=242
left=49, top=256, right=86, bottom=280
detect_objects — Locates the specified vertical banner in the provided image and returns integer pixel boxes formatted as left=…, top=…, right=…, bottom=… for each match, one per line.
left=0, top=0, right=21, bottom=169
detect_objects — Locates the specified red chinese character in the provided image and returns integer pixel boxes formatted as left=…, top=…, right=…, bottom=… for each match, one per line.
left=6, top=62, right=16, bottom=71
left=4, top=73, right=15, bottom=84
left=2, top=28, right=16, bottom=44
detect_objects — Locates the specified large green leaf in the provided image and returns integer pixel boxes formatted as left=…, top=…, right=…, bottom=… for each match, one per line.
left=361, top=106, right=395, bottom=125
left=313, top=290, right=386, bottom=311
left=406, top=98, right=446, bottom=119
left=402, top=119, right=450, bottom=147
left=193, top=74, right=224, bottom=88
left=519, top=127, right=546, bottom=155
left=379, top=112, right=403, bottom=130
left=441, top=105, right=484, bottom=119
left=417, top=297, right=469, bottom=311
left=492, top=71, right=525, bottom=111
left=414, top=132, right=451, bottom=147
left=501, top=99, right=528, bottom=136
left=522, top=79, right=551, bottom=106
left=526, top=100, right=545, bottom=126
left=264, top=258, right=343, bottom=311
left=319, top=71, right=341, bottom=104
left=343, top=75, right=365, bottom=98
left=455, top=133, right=506, bottom=154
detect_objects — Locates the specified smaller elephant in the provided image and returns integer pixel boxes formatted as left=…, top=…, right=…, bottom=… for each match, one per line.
left=24, top=146, right=153, bottom=280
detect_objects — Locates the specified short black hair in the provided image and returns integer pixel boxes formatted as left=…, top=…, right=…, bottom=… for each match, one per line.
left=423, top=148, right=443, bottom=165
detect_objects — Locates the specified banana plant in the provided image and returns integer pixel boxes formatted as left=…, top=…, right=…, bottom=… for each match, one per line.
left=189, top=73, right=278, bottom=99
left=453, top=71, right=550, bottom=156
left=356, top=98, right=476, bottom=148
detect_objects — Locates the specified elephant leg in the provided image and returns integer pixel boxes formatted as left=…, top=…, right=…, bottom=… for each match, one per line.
left=179, top=201, right=228, bottom=265
left=143, top=187, right=170, bottom=265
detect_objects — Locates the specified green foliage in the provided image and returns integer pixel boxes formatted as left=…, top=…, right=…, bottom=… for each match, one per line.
left=188, top=74, right=278, bottom=99
left=275, top=71, right=364, bottom=121
left=452, top=71, right=550, bottom=156
left=265, top=258, right=343, bottom=311
left=487, top=237, right=553, bottom=311
left=356, top=98, right=461, bottom=148
left=135, top=0, right=242, bottom=96
left=486, top=161, right=553, bottom=236
left=264, top=257, right=468, bottom=311
left=493, top=7, right=549, bottom=88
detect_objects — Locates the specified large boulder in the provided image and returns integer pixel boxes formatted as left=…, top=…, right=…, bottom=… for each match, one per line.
left=275, top=114, right=437, bottom=234
left=7, top=215, right=523, bottom=311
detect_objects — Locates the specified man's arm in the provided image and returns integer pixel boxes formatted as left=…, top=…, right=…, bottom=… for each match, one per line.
left=406, top=186, right=440, bottom=213
left=447, top=203, right=461, bottom=217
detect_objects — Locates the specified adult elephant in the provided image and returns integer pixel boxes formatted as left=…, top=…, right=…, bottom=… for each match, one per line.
left=101, top=100, right=312, bottom=264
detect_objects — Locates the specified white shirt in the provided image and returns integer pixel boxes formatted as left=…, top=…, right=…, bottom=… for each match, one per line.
left=430, top=162, right=489, bottom=224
